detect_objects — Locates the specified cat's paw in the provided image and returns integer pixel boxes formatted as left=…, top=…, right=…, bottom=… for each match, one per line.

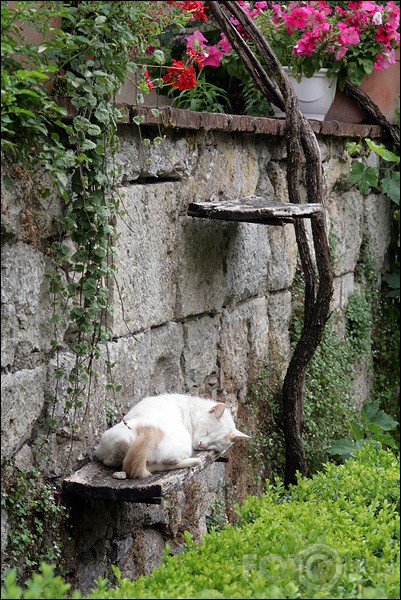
left=188, top=458, right=202, bottom=468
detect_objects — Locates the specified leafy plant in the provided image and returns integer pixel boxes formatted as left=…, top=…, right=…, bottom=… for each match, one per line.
left=1, top=563, right=81, bottom=600
left=1, top=464, right=68, bottom=585
left=253, top=1, right=401, bottom=89
left=2, top=444, right=399, bottom=599
left=346, top=134, right=400, bottom=299
left=329, top=398, right=399, bottom=461
left=168, top=71, right=231, bottom=113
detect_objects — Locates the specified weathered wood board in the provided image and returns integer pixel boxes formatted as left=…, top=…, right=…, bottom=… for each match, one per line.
left=63, top=450, right=228, bottom=504
left=187, top=195, right=323, bottom=225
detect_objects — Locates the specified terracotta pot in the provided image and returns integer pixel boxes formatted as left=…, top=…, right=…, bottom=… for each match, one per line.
left=325, top=47, right=400, bottom=123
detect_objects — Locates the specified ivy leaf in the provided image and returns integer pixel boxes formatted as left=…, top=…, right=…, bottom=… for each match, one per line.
left=381, top=170, right=400, bottom=205
left=153, top=49, right=165, bottom=65
left=349, top=161, right=378, bottom=194
left=384, top=272, right=400, bottom=298
left=133, top=115, right=145, bottom=126
left=366, top=139, right=400, bottom=163
left=80, top=139, right=97, bottom=151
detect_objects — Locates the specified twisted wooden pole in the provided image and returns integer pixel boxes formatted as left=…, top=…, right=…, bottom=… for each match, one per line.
left=205, top=1, right=334, bottom=485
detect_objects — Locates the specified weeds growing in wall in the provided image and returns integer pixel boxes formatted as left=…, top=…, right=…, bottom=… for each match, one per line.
left=0, top=464, right=68, bottom=585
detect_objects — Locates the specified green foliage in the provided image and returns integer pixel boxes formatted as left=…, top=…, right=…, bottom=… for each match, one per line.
left=168, top=71, right=231, bottom=113
left=329, top=398, right=399, bottom=461
left=1, top=563, right=81, bottom=600
left=1, top=1, right=70, bottom=181
left=345, top=292, right=373, bottom=355
left=3, top=445, right=399, bottom=599
left=348, top=160, right=379, bottom=195
left=1, top=465, right=68, bottom=585
left=346, top=136, right=400, bottom=299
left=290, top=295, right=367, bottom=473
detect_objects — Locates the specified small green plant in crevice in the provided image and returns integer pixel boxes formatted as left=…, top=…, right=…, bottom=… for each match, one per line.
left=346, top=132, right=400, bottom=299
left=1, top=464, right=68, bottom=586
left=344, top=291, right=373, bottom=355
left=244, top=358, right=287, bottom=487
left=291, top=313, right=360, bottom=474
left=329, top=398, right=399, bottom=462
left=205, top=499, right=228, bottom=533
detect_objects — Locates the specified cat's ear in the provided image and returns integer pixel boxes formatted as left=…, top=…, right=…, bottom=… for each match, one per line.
left=209, top=403, right=226, bottom=420
left=230, top=429, right=251, bottom=441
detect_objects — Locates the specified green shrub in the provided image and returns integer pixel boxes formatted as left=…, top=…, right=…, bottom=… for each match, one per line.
left=86, top=443, right=399, bottom=599
left=3, top=444, right=399, bottom=599
left=1, top=464, right=68, bottom=585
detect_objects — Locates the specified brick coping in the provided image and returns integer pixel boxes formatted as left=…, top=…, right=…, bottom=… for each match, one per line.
left=126, top=105, right=384, bottom=139
left=56, top=97, right=385, bottom=139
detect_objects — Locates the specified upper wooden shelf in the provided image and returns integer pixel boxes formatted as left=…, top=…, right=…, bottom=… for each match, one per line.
left=187, top=196, right=323, bottom=225
left=63, top=450, right=228, bottom=504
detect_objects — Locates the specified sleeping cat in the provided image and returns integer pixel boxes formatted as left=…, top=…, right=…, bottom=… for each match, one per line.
left=94, top=393, right=250, bottom=479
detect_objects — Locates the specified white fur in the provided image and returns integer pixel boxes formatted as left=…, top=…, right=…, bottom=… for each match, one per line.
left=94, top=393, right=250, bottom=476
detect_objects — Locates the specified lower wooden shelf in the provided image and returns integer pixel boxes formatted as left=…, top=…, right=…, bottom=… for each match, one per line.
left=62, top=450, right=228, bottom=504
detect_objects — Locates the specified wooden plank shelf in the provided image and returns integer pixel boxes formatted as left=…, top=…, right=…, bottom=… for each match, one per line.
left=187, top=196, right=323, bottom=225
left=63, top=449, right=228, bottom=504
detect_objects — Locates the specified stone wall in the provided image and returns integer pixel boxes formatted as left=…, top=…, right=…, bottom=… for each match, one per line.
left=1, top=109, right=393, bottom=592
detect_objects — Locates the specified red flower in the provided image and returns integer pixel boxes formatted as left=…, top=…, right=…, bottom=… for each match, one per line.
left=162, top=59, right=197, bottom=90
left=176, top=1, right=207, bottom=22
left=144, top=69, right=154, bottom=91
left=86, top=54, right=94, bottom=60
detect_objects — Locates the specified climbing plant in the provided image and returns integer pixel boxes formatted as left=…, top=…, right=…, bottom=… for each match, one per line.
left=1, top=1, right=201, bottom=464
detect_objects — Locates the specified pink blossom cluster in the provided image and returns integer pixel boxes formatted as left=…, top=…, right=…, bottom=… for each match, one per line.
left=268, top=1, right=400, bottom=72
left=141, top=1, right=400, bottom=93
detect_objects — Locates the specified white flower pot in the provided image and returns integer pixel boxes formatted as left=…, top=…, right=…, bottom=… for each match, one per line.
left=273, top=67, right=337, bottom=121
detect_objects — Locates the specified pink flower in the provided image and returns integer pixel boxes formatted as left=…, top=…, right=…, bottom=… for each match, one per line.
left=338, top=23, right=360, bottom=45
left=202, top=44, right=223, bottom=67
left=218, top=32, right=232, bottom=54
left=374, top=48, right=396, bottom=69
left=186, top=29, right=208, bottom=51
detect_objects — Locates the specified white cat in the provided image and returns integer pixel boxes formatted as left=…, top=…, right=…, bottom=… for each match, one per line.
left=94, top=393, right=250, bottom=478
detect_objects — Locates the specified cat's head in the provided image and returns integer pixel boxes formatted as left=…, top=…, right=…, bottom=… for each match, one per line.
left=193, top=403, right=250, bottom=452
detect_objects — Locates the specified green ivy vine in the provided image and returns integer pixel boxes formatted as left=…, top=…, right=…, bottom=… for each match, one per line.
left=1, top=1, right=167, bottom=464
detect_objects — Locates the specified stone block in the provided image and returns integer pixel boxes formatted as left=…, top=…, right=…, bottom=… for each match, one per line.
left=225, top=223, right=269, bottom=303
left=267, top=290, right=292, bottom=366
left=188, top=135, right=260, bottom=202
left=149, top=321, right=184, bottom=395
left=1, top=242, right=67, bottom=368
left=115, top=125, right=198, bottom=184
left=110, top=183, right=179, bottom=336
left=325, top=190, right=363, bottom=276
left=363, top=193, right=393, bottom=272
left=218, top=298, right=269, bottom=402
left=1, top=367, right=46, bottom=460
left=176, top=218, right=227, bottom=318
left=182, top=315, right=219, bottom=391
left=266, top=225, right=298, bottom=292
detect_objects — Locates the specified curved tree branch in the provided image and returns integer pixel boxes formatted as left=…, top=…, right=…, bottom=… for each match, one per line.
left=344, top=80, right=400, bottom=149
left=205, top=1, right=334, bottom=486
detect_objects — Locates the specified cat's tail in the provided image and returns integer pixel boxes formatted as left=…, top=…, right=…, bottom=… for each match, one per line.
left=122, top=425, right=164, bottom=478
